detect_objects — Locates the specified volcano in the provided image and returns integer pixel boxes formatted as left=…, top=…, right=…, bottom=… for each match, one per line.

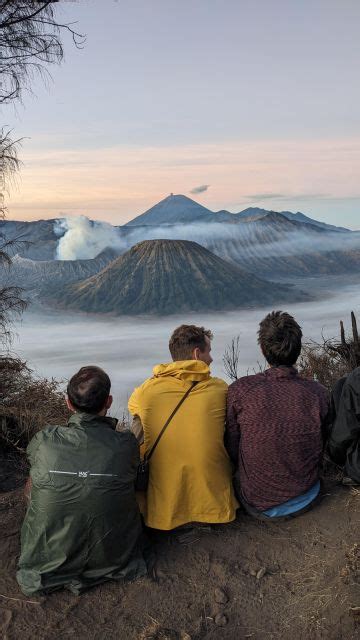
left=124, top=193, right=236, bottom=225
left=46, top=239, right=308, bottom=315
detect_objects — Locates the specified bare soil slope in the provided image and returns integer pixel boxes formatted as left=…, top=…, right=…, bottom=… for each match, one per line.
left=0, top=468, right=359, bottom=640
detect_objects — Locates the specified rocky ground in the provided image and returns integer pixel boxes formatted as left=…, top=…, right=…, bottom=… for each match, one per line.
left=0, top=465, right=359, bottom=640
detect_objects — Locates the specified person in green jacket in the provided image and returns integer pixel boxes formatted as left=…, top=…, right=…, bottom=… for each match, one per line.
left=17, top=366, right=147, bottom=596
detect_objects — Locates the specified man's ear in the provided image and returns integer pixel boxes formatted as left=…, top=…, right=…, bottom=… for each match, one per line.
left=106, top=395, right=113, bottom=410
left=192, top=347, right=200, bottom=361
left=66, top=396, right=76, bottom=412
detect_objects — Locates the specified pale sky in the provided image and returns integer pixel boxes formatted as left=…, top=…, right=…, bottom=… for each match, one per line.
left=3, top=0, right=360, bottom=227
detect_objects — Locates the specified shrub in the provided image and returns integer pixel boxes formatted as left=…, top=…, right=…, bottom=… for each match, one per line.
left=0, top=355, right=70, bottom=452
left=299, top=312, right=360, bottom=392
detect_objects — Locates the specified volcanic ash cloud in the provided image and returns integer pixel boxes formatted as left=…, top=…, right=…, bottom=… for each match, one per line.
left=55, top=216, right=126, bottom=260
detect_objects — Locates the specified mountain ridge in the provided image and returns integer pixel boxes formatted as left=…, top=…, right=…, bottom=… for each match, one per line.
left=124, top=194, right=349, bottom=232
left=234, top=207, right=349, bottom=232
left=0, top=196, right=349, bottom=247
left=0, top=248, right=118, bottom=292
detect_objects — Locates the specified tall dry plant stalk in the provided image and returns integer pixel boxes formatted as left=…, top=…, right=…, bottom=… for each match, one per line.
left=223, top=335, right=241, bottom=381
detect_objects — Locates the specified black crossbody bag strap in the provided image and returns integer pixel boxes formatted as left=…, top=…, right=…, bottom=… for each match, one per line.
left=145, top=381, right=198, bottom=462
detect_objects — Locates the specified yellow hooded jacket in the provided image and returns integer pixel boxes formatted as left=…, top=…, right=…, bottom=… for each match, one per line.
left=128, top=360, right=238, bottom=530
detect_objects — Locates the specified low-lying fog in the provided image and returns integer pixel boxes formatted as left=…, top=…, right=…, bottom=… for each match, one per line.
left=13, top=275, right=360, bottom=417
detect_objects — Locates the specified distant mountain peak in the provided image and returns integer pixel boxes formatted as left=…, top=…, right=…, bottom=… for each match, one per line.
left=125, top=193, right=231, bottom=226
left=162, top=193, right=195, bottom=203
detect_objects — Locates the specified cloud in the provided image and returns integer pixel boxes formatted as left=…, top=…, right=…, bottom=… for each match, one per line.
left=246, top=193, right=284, bottom=200
left=190, top=184, right=210, bottom=194
left=245, top=192, right=332, bottom=203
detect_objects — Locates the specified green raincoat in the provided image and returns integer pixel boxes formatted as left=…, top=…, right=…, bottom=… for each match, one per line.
left=17, top=413, right=147, bottom=595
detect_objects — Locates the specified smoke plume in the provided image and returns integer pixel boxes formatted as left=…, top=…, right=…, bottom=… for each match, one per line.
left=55, top=216, right=126, bottom=260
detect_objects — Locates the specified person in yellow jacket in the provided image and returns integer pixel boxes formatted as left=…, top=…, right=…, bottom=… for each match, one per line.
left=128, top=324, right=238, bottom=530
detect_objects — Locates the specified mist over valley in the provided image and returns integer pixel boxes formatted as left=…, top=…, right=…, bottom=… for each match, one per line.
left=13, top=274, right=360, bottom=416
left=3, top=193, right=360, bottom=413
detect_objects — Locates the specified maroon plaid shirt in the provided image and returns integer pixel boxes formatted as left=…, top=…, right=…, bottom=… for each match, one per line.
left=225, top=366, right=329, bottom=511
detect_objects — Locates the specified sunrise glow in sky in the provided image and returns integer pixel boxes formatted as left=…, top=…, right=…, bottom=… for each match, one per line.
left=4, top=1, right=360, bottom=227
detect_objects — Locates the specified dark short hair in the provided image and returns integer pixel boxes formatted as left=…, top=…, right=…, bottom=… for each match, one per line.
left=258, top=311, right=302, bottom=366
left=169, top=325, right=213, bottom=361
left=67, top=366, right=111, bottom=414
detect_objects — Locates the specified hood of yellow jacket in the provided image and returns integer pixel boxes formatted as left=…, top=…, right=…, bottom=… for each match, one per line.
left=152, top=360, right=210, bottom=382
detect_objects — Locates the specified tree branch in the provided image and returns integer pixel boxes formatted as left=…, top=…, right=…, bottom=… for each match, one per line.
left=0, top=2, right=53, bottom=28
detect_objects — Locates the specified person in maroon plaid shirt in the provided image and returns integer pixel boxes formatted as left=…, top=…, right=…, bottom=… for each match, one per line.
left=225, top=311, right=330, bottom=519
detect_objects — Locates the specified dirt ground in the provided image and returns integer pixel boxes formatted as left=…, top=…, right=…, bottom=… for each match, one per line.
left=0, top=465, right=359, bottom=640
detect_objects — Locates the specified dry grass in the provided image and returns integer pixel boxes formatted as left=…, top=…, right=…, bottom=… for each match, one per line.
left=0, top=355, right=69, bottom=452
left=298, top=341, right=351, bottom=392
left=299, top=311, right=360, bottom=392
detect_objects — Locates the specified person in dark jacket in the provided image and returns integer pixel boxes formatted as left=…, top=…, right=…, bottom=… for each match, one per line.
left=328, top=369, right=360, bottom=484
left=225, top=311, right=330, bottom=519
left=17, top=366, right=147, bottom=596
